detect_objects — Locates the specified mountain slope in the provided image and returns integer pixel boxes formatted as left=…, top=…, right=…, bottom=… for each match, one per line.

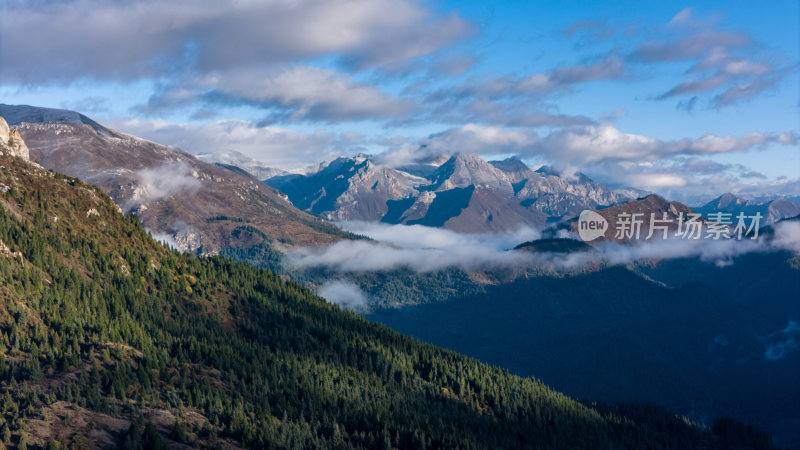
left=0, top=104, right=350, bottom=255
left=0, top=138, right=770, bottom=447
left=568, top=194, right=695, bottom=241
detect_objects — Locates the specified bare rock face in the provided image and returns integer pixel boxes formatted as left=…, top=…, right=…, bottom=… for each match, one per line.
left=0, top=115, right=30, bottom=160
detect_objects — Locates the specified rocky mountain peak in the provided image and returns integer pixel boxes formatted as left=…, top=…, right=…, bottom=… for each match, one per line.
left=431, top=152, right=514, bottom=195
left=711, top=193, right=749, bottom=209
left=0, top=115, right=30, bottom=160
left=489, top=156, right=536, bottom=183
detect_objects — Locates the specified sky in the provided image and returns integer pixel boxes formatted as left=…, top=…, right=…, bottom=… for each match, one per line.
left=0, top=0, right=798, bottom=204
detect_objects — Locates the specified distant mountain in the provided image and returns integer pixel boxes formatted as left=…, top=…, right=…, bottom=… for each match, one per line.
left=268, top=154, right=429, bottom=222
left=695, top=193, right=800, bottom=225
left=493, top=159, right=630, bottom=220
left=0, top=104, right=350, bottom=255
left=568, top=194, right=695, bottom=242
left=267, top=153, right=630, bottom=232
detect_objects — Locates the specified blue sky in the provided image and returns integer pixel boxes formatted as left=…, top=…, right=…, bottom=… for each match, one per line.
left=0, top=0, right=797, bottom=203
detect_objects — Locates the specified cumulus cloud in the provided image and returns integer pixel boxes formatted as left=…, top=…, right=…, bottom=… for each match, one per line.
left=140, top=65, right=413, bottom=122
left=318, top=279, right=370, bottom=312
left=584, top=157, right=777, bottom=204
left=372, top=123, right=796, bottom=182
left=771, top=221, right=800, bottom=254
left=528, top=125, right=796, bottom=164
left=424, top=124, right=534, bottom=155
left=373, top=124, right=537, bottom=167
left=112, top=118, right=366, bottom=170
left=0, top=0, right=474, bottom=82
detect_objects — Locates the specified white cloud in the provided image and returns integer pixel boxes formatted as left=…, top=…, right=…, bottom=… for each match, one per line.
left=530, top=125, right=796, bottom=164
left=150, top=231, right=182, bottom=251
left=581, top=155, right=800, bottom=205
left=287, top=222, right=541, bottom=273
left=113, top=118, right=366, bottom=170
left=633, top=30, right=750, bottom=62
left=287, top=218, right=800, bottom=274
left=127, top=161, right=201, bottom=210
left=632, top=8, right=794, bottom=108
left=0, top=0, right=473, bottom=82
left=771, top=221, right=800, bottom=254
left=143, top=65, right=413, bottom=122
left=426, top=124, right=533, bottom=154
left=624, top=173, right=688, bottom=188
left=318, top=279, right=370, bottom=312
left=374, top=124, right=536, bottom=167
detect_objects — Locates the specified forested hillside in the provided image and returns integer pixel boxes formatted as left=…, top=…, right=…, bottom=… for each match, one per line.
left=0, top=153, right=776, bottom=448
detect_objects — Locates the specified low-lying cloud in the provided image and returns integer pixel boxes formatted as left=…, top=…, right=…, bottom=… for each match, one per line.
left=288, top=222, right=542, bottom=273
left=286, top=220, right=800, bottom=274
left=318, top=279, right=370, bottom=312
left=126, top=161, right=202, bottom=210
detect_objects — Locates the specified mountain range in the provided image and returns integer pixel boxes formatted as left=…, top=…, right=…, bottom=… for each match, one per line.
left=0, top=104, right=351, bottom=257
left=4, top=104, right=798, bottom=244
left=267, top=153, right=634, bottom=233
left=695, top=192, right=800, bottom=226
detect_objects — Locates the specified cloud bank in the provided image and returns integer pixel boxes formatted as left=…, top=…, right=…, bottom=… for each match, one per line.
left=286, top=220, right=800, bottom=274
left=288, top=222, right=542, bottom=273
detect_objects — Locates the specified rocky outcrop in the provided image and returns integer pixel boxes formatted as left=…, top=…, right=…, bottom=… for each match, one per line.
left=0, top=115, right=30, bottom=160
